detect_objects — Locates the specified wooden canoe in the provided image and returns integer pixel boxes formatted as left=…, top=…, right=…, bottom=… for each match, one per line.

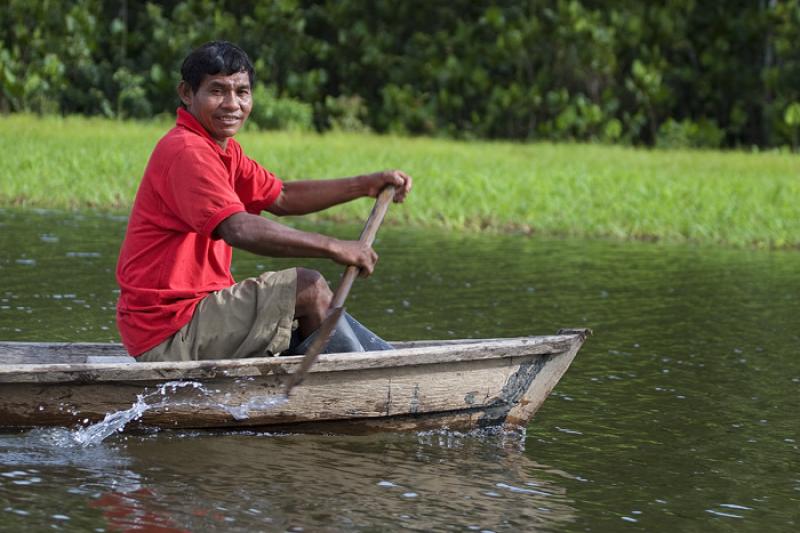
left=0, top=329, right=590, bottom=434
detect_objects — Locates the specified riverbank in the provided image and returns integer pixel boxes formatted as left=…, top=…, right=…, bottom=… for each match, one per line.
left=1, top=113, right=797, bottom=248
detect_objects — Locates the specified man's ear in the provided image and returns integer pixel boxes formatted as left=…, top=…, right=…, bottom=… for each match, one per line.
left=177, top=81, right=193, bottom=107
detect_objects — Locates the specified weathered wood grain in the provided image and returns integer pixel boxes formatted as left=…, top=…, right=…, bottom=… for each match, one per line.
left=0, top=342, right=129, bottom=358
left=0, top=331, right=590, bottom=432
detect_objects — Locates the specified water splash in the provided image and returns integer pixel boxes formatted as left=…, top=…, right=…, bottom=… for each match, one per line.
left=72, top=381, right=199, bottom=447
left=72, top=381, right=288, bottom=447
left=219, top=395, right=289, bottom=421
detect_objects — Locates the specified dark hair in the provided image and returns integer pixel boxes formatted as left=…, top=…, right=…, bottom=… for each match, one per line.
left=180, top=41, right=255, bottom=93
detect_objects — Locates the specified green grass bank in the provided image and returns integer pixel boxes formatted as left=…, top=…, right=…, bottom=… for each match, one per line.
left=1, top=113, right=797, bottom=248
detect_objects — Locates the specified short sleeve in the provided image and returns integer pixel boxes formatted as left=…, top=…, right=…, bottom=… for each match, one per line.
left=163, top=147, right=246, bottom=238
left=233, top=146, right=284, bottom=213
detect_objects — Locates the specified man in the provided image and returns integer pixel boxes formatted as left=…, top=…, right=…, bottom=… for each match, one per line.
left=116, top=41, right=411, bottom=361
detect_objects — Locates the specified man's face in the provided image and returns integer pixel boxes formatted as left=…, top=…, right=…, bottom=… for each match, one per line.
left=179, top=71, right=252, bottom=148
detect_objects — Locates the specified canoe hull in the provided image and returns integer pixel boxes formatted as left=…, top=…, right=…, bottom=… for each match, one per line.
left=0, top=331, right=589, bottom=433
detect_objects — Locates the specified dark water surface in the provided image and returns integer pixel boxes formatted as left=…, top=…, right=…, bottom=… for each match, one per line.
left=1, top=209, right=798, bottom=531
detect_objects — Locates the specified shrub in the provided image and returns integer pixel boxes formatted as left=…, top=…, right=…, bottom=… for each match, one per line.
left=323, top=95, right=371, bottom=133
left=248, top=84, right=313, bottom=132
left=655, top=118, right=726, bottom=149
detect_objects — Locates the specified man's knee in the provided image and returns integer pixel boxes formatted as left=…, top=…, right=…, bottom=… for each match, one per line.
left=295, top=267, right=332, bottom=313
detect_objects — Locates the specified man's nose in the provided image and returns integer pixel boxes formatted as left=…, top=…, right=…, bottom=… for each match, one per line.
left=221, top=91, right=238, bottom=109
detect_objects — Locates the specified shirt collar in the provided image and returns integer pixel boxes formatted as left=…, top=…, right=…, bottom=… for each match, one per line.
left=175, top=107, right=230, bottom=155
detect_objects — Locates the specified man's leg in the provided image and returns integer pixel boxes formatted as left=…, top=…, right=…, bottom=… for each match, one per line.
left=293, top=267, right=333, bottom=339
left=137, top=269, right=297, bottom=362
left=286, top=267, right=393, bottom=355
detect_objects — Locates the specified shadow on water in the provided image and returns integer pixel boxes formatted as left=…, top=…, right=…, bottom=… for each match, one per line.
left=1, top=209, right=799, bottom=531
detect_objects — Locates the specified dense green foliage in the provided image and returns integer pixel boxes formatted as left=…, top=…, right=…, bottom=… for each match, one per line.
left=2, top=113, right=797, bottom=248
left=2, top=1, right=800, bottom=148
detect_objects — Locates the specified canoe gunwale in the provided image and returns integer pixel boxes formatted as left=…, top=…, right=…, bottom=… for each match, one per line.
left=0, top=333, right=587, bottom=385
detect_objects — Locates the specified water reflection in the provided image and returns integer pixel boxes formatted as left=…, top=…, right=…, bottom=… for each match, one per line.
left=0, top=429, right=577, bottom=532
left=120, top=431, right=577, bottom=531
left=0, top=429, right=144, bottom=530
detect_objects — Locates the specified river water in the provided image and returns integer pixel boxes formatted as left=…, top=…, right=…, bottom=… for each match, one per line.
left=0, top=209, right=798, bottom=531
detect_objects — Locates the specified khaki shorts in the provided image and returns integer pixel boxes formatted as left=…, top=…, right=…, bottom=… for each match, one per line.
left=137, top=268, right=297, bottom=362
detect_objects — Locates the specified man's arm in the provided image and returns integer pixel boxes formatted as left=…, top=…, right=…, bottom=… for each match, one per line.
left=217, top=168, right=411, bottom=275
left=214, top=213, right=380, bottom=275
left=266, top=170, right=412, bottom=216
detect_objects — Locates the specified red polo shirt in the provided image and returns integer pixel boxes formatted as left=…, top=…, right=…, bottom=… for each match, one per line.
left=116, top=108, right=283, bottom=356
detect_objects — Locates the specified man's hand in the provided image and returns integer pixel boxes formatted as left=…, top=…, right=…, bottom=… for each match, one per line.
left=330, top=239, right=379, bottom=277
left=362, top=170, right=412, bottom=203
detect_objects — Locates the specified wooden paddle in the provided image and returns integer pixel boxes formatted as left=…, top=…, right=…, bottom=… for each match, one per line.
left=284, top=184, right=396, bottom=396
